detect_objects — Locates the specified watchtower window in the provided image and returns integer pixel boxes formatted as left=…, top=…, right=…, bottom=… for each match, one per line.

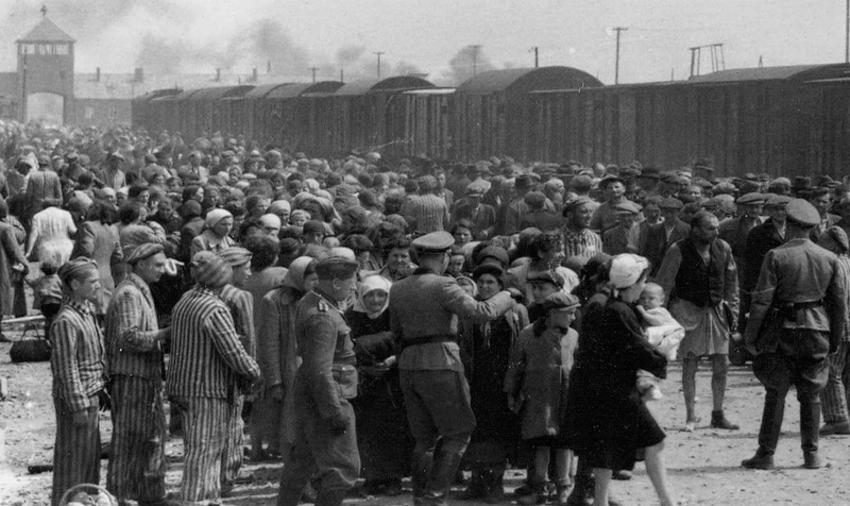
left=55, top=44, right=68, bottom=55
left=21, top=44, right=36, bottom=55
left=20, top=43, right=68, bottom=56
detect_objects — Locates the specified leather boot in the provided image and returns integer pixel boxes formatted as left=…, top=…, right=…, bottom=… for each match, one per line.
left=314, top=488, right=348, bottom=506
left=412, top=451, right=434, bottom=502
left=482, top=466, right=505, bottom=504
left=756, top=388, right=785, bottom=457
left=710, top=410, right=739, bottom=430
left=457, top=468, right=485, bottom=500
left=424, top=452, right=463, bottom=505
left=801, top=398, right=822, bottom=468
left=741, top=449, right=774, bottom=470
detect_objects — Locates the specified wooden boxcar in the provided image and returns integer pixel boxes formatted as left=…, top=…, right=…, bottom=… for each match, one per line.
left=236, top=83, right=292, bottom=142
left=385, top=88, right=456, bottom=160
left=454, top=66, right=602, bottom=161
left=183, top=86, right=253, bottom=139
left=263, top=81, right=344, bottom=151
left=328, top=76, right=434, bottom=155
left=131, top=88, right=180, bottom=132
left=528, top=63, right=850, bottom=176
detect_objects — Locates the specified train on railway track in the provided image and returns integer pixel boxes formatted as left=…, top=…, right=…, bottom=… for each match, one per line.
left=132, top=63, right=850, bottom=177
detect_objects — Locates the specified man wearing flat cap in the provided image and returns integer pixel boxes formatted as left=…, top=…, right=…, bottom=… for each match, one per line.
left=603, top=201, right=642, bottom=255
left=743, top=199, right=848, bottom=470
left=166, top=251, right=261, bottom=506
left=24, top=156, right=63, bottom=223
left=105, top=243, right=175, bottom=505
left=278, top=256, right=360, bottom=506
left=520, top=191, right=561, bottom=232
left=590, top=174, right=634, bottom=234
left=719, top=192, right=765, bottom=268
left=454, top=183, right=497, bottom=240
left=389, top=231, right=516, bottom=506
left=641, top=197, right=690, bottom=277
left=734, top=195, right=792, bottom=365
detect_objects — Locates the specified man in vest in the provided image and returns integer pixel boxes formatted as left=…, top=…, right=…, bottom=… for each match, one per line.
left=656, top=211, right=740, bottom=432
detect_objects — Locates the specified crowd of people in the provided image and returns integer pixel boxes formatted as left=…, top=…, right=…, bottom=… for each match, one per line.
left=4, top=119, right=850, bottom=506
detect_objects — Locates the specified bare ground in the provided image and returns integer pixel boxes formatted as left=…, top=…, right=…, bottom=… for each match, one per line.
left=2, top=338, right=849, bottom=506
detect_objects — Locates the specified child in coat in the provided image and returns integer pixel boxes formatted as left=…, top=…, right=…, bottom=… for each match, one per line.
left=505, top=292, right=580, bottom=506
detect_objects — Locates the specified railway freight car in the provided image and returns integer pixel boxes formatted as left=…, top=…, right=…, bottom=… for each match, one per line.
left=385, top=87, right=455, bottom=160
left=131, top=88, right=180, bottom=133
left=454, top=66, right=602, bottom=161
left=325, top=76, right=434, bottom=155
left=528, top=63, right=850, bottom=177
left=260, top=81, right=343, bottom=152
left=187, top=86, right=254, bottom=139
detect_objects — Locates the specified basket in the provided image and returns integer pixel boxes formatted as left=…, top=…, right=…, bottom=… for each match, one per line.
left=58, top=483, right=118, bottom=506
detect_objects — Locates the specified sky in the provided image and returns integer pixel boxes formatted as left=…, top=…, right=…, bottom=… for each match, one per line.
left=0, top=0, right=843, bottom=85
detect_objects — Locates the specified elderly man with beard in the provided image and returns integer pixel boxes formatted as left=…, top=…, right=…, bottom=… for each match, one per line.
left=656, top=211, right=740, bottom=432
left=105, top=243, right=177, bottom=506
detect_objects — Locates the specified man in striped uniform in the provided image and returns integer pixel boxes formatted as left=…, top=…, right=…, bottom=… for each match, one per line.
left=218, top=247, right=256, bottom=496
left=166, top=251, right=261, bottom=505
left=50, top=258, right=107, bottom=506
left=105, top=243, right=175, bottom=506
left=277, top=256, right=360, bottom=506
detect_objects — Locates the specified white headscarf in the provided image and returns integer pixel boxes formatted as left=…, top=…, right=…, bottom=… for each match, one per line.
left=353, top=274, right=392, bottom=319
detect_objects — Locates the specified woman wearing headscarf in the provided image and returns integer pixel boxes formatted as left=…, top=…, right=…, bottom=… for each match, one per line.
left=457, top=264, right=527, bottom=503
left=256, top=256, right=319, bottom=460
left=563, top=254, right=675, bottom=506
left=344, top=274, right=412, bottom=497
left=190, top=208, right=235, bottom=257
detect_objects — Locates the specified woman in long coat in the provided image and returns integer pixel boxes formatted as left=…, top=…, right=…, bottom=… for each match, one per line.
left=6, top=195, right=28, bottom=317
left=73, top=201, right=122, bottom=317
left=0, top=200, right=28, bottom=324
left=344, top=274, right=413, bottom=497
left=563, top=254, right=674, bottom=506
left=458, top=264, right=527, bottom=502
left=256, top=256, right=318, bottom=460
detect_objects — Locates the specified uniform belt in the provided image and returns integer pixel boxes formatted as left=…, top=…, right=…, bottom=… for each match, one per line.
left=401, top=334, right=456, bottom=348
left=774, top=300, right=824, bottom=319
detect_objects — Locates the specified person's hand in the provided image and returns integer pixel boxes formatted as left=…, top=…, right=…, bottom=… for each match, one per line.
left=382, top=355, right=397, bottom=368
left=72, top=409, right=91, bottom=426
left=270, top=384, right=284, bottom=401
left=97, top=390, right=111, bottom=412
left=157, top=327, right=171, bottom=341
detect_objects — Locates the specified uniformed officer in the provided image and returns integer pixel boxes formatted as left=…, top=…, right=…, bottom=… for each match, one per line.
left=742, top=199, right=848, bottom=470
left=389, top=231, right=515, bottom=506
left=277, top=256, right=361, bottom=506
left=719, top=191, right=765, bottom=266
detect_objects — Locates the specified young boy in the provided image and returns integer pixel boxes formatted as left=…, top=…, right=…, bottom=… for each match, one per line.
left=526, top=270, right=566, bottom=322
left=636, top=282, right=685, bottom=400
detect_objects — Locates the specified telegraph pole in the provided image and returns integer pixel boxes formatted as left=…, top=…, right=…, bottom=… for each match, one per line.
left=373, top=51, right=385, bottom=79
left=470, top=45, right=482, bottom=76
left=613, top=27, right=627, bottom=84
left=309, top=67, right=318, bottom=83
left=846, top=0, right=849, bottom=62
left=530, top=46, right=539, bottom=68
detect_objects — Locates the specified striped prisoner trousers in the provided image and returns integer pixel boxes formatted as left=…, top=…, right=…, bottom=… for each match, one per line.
left=180, top=396, right=229, bottom=504
left=51, top=395, right=100, bottom=506
left=221, top=393, right=245, bottom=486
left=821, top=341, right=850, bottom=424
left=107, top=375, right=167, bottom=503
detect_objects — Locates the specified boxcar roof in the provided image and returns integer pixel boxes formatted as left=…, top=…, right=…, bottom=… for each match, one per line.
left=335, top=76, right=434, bottom=96
left=187, top=85, right=255, bottom=100
left=689, top=64, right=850, bottom=83
left=267, top=81, right=344, bottom=99
left=456, top=66, right=603, bottom=95
left=401, top=88, right=456, bottom=95
left=132, top=88, right=181, bottom=104
left=243, top=83, right=294, bottom=99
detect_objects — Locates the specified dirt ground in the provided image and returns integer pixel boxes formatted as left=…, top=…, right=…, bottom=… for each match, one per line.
left=2, top=335, right=850, bottom=506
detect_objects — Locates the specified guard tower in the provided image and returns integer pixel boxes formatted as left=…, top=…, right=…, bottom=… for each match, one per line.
left=16, top=6, right=75, bottom=124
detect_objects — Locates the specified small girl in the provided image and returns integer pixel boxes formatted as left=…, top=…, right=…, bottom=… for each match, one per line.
left=27, top=248, right=66, bottom=342
left=505, top=292, right=580, bottom=505
left=635, top=282, right=684, bottom=400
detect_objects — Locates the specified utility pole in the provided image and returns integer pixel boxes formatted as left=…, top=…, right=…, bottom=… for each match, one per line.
left=846, top=0, right=849, bottom=63
left=309, top=67, right=318, bottom=83
left=613, top=27, right=627, bottom=84
left=470, top=45, right=482, bottom=76
left=340, top=68, right=344, bottom=82
left=373, top=51, right=385, bottom=79
left=530, top=46, right=539, bottom=68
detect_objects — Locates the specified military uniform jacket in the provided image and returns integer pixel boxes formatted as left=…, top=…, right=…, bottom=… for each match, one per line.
left=293, top=289, right=358, bottom=424
left=745, top=237, right=849, bottom=354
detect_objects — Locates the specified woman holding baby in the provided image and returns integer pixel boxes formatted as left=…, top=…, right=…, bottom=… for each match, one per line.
left=563, top=253, right=675, bottom=506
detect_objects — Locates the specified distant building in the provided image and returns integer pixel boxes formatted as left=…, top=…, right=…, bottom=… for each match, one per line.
left=0, top=10, right=304, bottom=127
